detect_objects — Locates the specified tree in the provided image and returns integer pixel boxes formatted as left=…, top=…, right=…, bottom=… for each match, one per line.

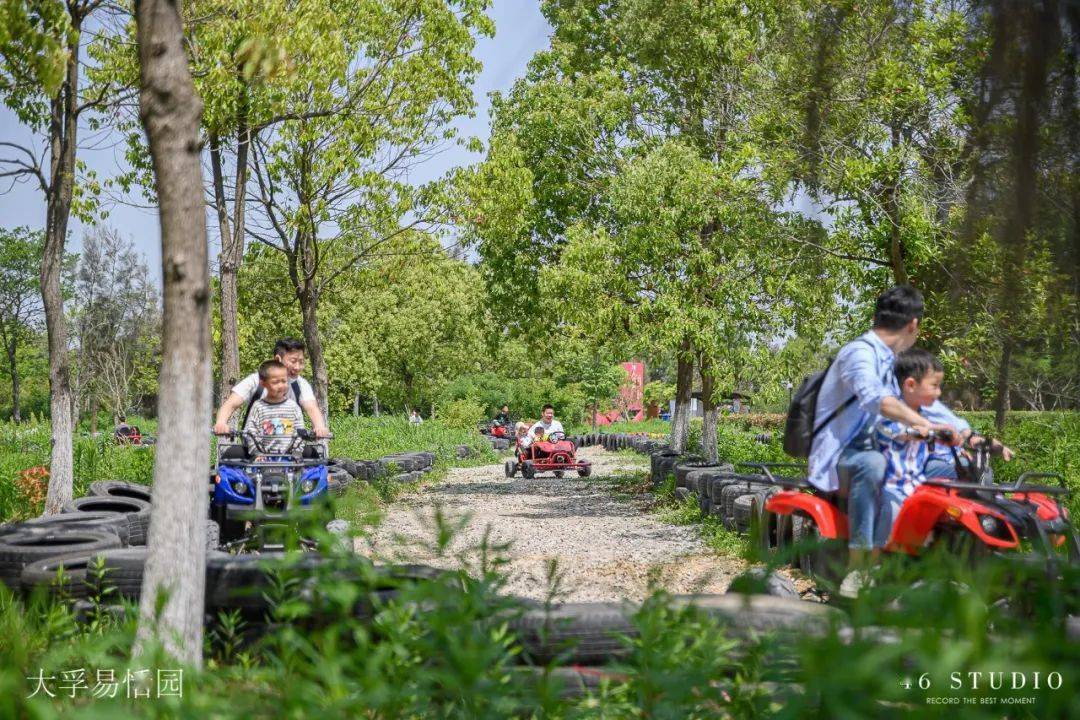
left=0, top=227, right=43, bottom=422
left=246, top=0, right=493, bottom=415
left=71, top=226, right=160, bottom=429
left=133, top=0, right=212, bottom=666
left=0, top=0, right=120, bottom=513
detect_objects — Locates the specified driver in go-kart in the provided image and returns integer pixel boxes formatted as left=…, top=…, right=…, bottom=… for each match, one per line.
left=529, top=404, right=565, bottom=441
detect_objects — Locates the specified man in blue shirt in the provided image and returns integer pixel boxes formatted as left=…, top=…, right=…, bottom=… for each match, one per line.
left=807, top=286, right=958, bottom=597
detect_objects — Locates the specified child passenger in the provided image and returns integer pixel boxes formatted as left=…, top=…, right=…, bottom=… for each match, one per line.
left=243, top=359, right=305, bottom=455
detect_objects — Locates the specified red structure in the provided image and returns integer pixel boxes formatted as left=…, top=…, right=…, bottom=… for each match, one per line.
left=619, top=361, right=645, bottom=422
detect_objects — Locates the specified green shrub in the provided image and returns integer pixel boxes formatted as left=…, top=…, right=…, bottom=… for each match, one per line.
left=436, top=398, right=486, bottom=430
left=437, top=372, right=588, bottom=423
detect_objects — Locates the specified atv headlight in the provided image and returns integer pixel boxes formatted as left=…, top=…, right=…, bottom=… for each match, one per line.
left=300, top=478, right=316, bottom=494
left=979, top=515, right=1002, bottom=536
left=231, top=480, right=248, bottom=495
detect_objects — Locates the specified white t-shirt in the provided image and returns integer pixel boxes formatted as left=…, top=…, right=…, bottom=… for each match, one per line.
left=231, top=372, right=316, bottom=406
left=529, top=419, right=564, bottom=438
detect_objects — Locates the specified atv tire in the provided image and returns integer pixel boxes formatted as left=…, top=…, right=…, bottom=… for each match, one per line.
left=87, top=480, right=153, bottom=505
left=0, top=530, right=121, bottom=591
left=62, top=496, right=152, bottom=546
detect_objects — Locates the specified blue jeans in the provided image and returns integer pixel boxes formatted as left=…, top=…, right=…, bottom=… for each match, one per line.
left=837, top=431, right=887, bottom=550
left=924, top=457, right=957, bottom=479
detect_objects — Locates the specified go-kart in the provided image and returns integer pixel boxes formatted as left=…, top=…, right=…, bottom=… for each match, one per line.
left=761, top=431, right=1079, bottom=580
left=505, top=432, right=591, bottom=479
left=211, top=429, right=332, bottom=550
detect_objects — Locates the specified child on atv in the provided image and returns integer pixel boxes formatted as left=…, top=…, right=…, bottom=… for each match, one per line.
left=242, top=359, right=306, bottom=456
left=874, top=349, right=1012, bottom=545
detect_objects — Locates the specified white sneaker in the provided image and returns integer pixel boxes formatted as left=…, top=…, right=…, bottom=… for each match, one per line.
left=839, top=569, right=871, bottom=599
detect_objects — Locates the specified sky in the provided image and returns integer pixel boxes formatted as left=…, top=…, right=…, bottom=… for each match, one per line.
left=0, top=1, right=553, bottom=284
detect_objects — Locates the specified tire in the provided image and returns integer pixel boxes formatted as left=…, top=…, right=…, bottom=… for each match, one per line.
left=651, top=451, right=682, bottom=490
left=351, top=460, right=382, bottom=482
left=670, top=594, right=845, bottom=639
left=554, top=471, right=564, bottom=479
left=62, top=496, right=152, bottom=546
left=20, top=552, right=97, bottom=600
left=673, top=458, right=709, bottom=489
left=505, top=459, right=517, bottom=478
left=509, top=602, right=637, bottom=664
left=5, top=511, right=131, bottom=546
left=720, top=484, right=748, bottom=529
left=0, top=530, right=121, bottom=591
left=327, top=468, right=354, bottom=496
left=792, top=515, right=844, bottom=584
left=733, top=494, right=757, bottom=533
left=87, top=480, right=153, bottom=504
left=521, top=461, right=535, bottom=480
left=578, top=463, right=592, bottom=478
left=492, top=438, right=510, bottom=451
left=688, top=469, right=720, bottom=514
left=378, top=453, right=423, bottom=473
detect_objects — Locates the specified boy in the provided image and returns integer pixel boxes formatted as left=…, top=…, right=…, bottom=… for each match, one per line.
left=243, top=359, right=305, bottom=456
left=214, top=338, right=329, bottom=438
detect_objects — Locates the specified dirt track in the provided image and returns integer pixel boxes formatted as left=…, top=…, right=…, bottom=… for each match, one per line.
left=355, top=448, right=755, bottom=602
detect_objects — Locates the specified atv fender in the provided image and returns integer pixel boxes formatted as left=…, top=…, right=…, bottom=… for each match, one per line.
left=890, top=486, right=1018, bottom=552
left=764, top=491, right=848, bottom=540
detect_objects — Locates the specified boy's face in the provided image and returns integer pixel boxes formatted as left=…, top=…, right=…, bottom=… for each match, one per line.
left=262, top=367, right=289, bottom=402
left=542, top=407, right=554, bottom=423
left=275, top=349, right=305, bottom=379
left=902, top=370, right=942, bottom=410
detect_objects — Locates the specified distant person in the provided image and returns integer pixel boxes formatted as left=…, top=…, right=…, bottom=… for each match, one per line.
left=494, top=405, right=512, bottom=425
left=213, top=338, right=329, bottom=437
left=409, top=409, right=423, bottom=426
left=243, top=360, right=305, bottom=455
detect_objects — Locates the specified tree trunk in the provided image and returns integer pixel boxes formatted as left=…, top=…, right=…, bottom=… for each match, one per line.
left=353, top=391, right=360, bottom=416
left=374, top=395, right=380, bottom=417
left=885, top=126, right=908, bottom=286
left=211, top=113, right=250, bottom=402
left=699, top=355, right=718, bottom=463
left=5, top=337, right=20, bottom=423
left=133, top=0, right=212, bottom=667
left=298, top=284, right=329, bottom=417
left=41, top=15, right=81, bottom=516
left=89, top=394, right=99, bottom=436
left=993, top=339, right=1012, bottom=432
left=670, top=339, right=694, bottom=453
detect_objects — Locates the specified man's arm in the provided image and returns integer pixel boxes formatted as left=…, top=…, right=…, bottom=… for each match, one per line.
left=300, top=399, right=330, bottom=437
left=213, top=392, right=246, bottom=434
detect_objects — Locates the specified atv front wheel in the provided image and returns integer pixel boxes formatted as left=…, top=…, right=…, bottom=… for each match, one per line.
left=505, top=459, right=518, bottom=478
left=521, top=461, right=536, bottom=480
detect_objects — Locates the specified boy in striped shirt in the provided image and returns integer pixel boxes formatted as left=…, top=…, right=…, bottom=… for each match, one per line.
left=873, top=348, right=948, bottom=547
left=243, top=359, right=305, bottom=456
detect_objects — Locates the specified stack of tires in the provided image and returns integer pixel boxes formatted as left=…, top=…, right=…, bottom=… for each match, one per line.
left=377, top=451, right=436, bottom=484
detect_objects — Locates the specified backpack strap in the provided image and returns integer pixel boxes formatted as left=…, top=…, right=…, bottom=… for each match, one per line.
left=240, top=385, right=265, bottom=430
left=810, top=338, right=881, bottom=440
left=291, top=379, right=301, bottom=404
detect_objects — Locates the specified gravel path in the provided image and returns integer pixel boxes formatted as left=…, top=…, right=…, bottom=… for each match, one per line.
left=356, top=448, right=751, bottom=602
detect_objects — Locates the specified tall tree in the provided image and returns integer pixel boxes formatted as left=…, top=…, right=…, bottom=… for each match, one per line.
left=0, top=0, right=119, bottom=512
left=71, top=226, right=160, bottom=428
left=0, top=227, right=44, bottom=422
left=246, top=0, right=493, bottom=414
left=133, top=0, right=211, bottom=666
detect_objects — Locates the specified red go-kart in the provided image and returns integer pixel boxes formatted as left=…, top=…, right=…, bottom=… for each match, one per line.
left=759, top=432, right=1079, bottom=580
left=506, top=433, right=591, bottom=479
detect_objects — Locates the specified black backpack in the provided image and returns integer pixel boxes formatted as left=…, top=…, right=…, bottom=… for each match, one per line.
left=783, top=339, right=871, bottom=458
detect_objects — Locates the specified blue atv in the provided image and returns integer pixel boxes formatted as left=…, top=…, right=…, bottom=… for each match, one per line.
left=211, top=429, right=333, bottom=550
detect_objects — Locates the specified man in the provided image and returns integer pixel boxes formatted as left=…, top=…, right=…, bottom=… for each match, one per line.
left=213, top=338, right=330, bottom=437
left=494, top=404, right=512, bottom=426
left=807, top=286, right=957, bottom=597
left=529, top=404, right=564, bottom=439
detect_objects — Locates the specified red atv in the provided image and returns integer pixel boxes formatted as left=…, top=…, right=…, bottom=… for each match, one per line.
left=478, top=419, right=510, bottom=439
left=759, top=433, right=1079, bottom=580
left=506, top=432, right=592, bottom=479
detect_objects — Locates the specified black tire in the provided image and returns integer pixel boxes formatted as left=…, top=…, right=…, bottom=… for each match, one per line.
left=720, top=484, right=748, bottom=529
left=673, top=458, right=709, bottom=489
left=670, top=594, right=845, bottom=639
left=351, top=460, right=382, bottom=482
left=578, top=463, right=592, bottom=478
left=650, top=451, right=682, bottom=490
left=521, top=461, right=536, bottom=480
left=554, top=471, right=565, bottom=479
left=378, top=453, right=423, bottom=473
left=509, top=602, right=637, bottom=665
left=733, top=494, right=757, bottom=533
left=5, top=511, right=131, bottom=546
left=20, top=552, right=97, bottom=599
left=792, top=515, right=845, bottom=585
left=87, top=480, right=153, bottom=504
left=505, top=459, right=517, bottom=478
left=62, top=496, right=152, bottom=546
left=0, top=530, right=121, bottom=591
